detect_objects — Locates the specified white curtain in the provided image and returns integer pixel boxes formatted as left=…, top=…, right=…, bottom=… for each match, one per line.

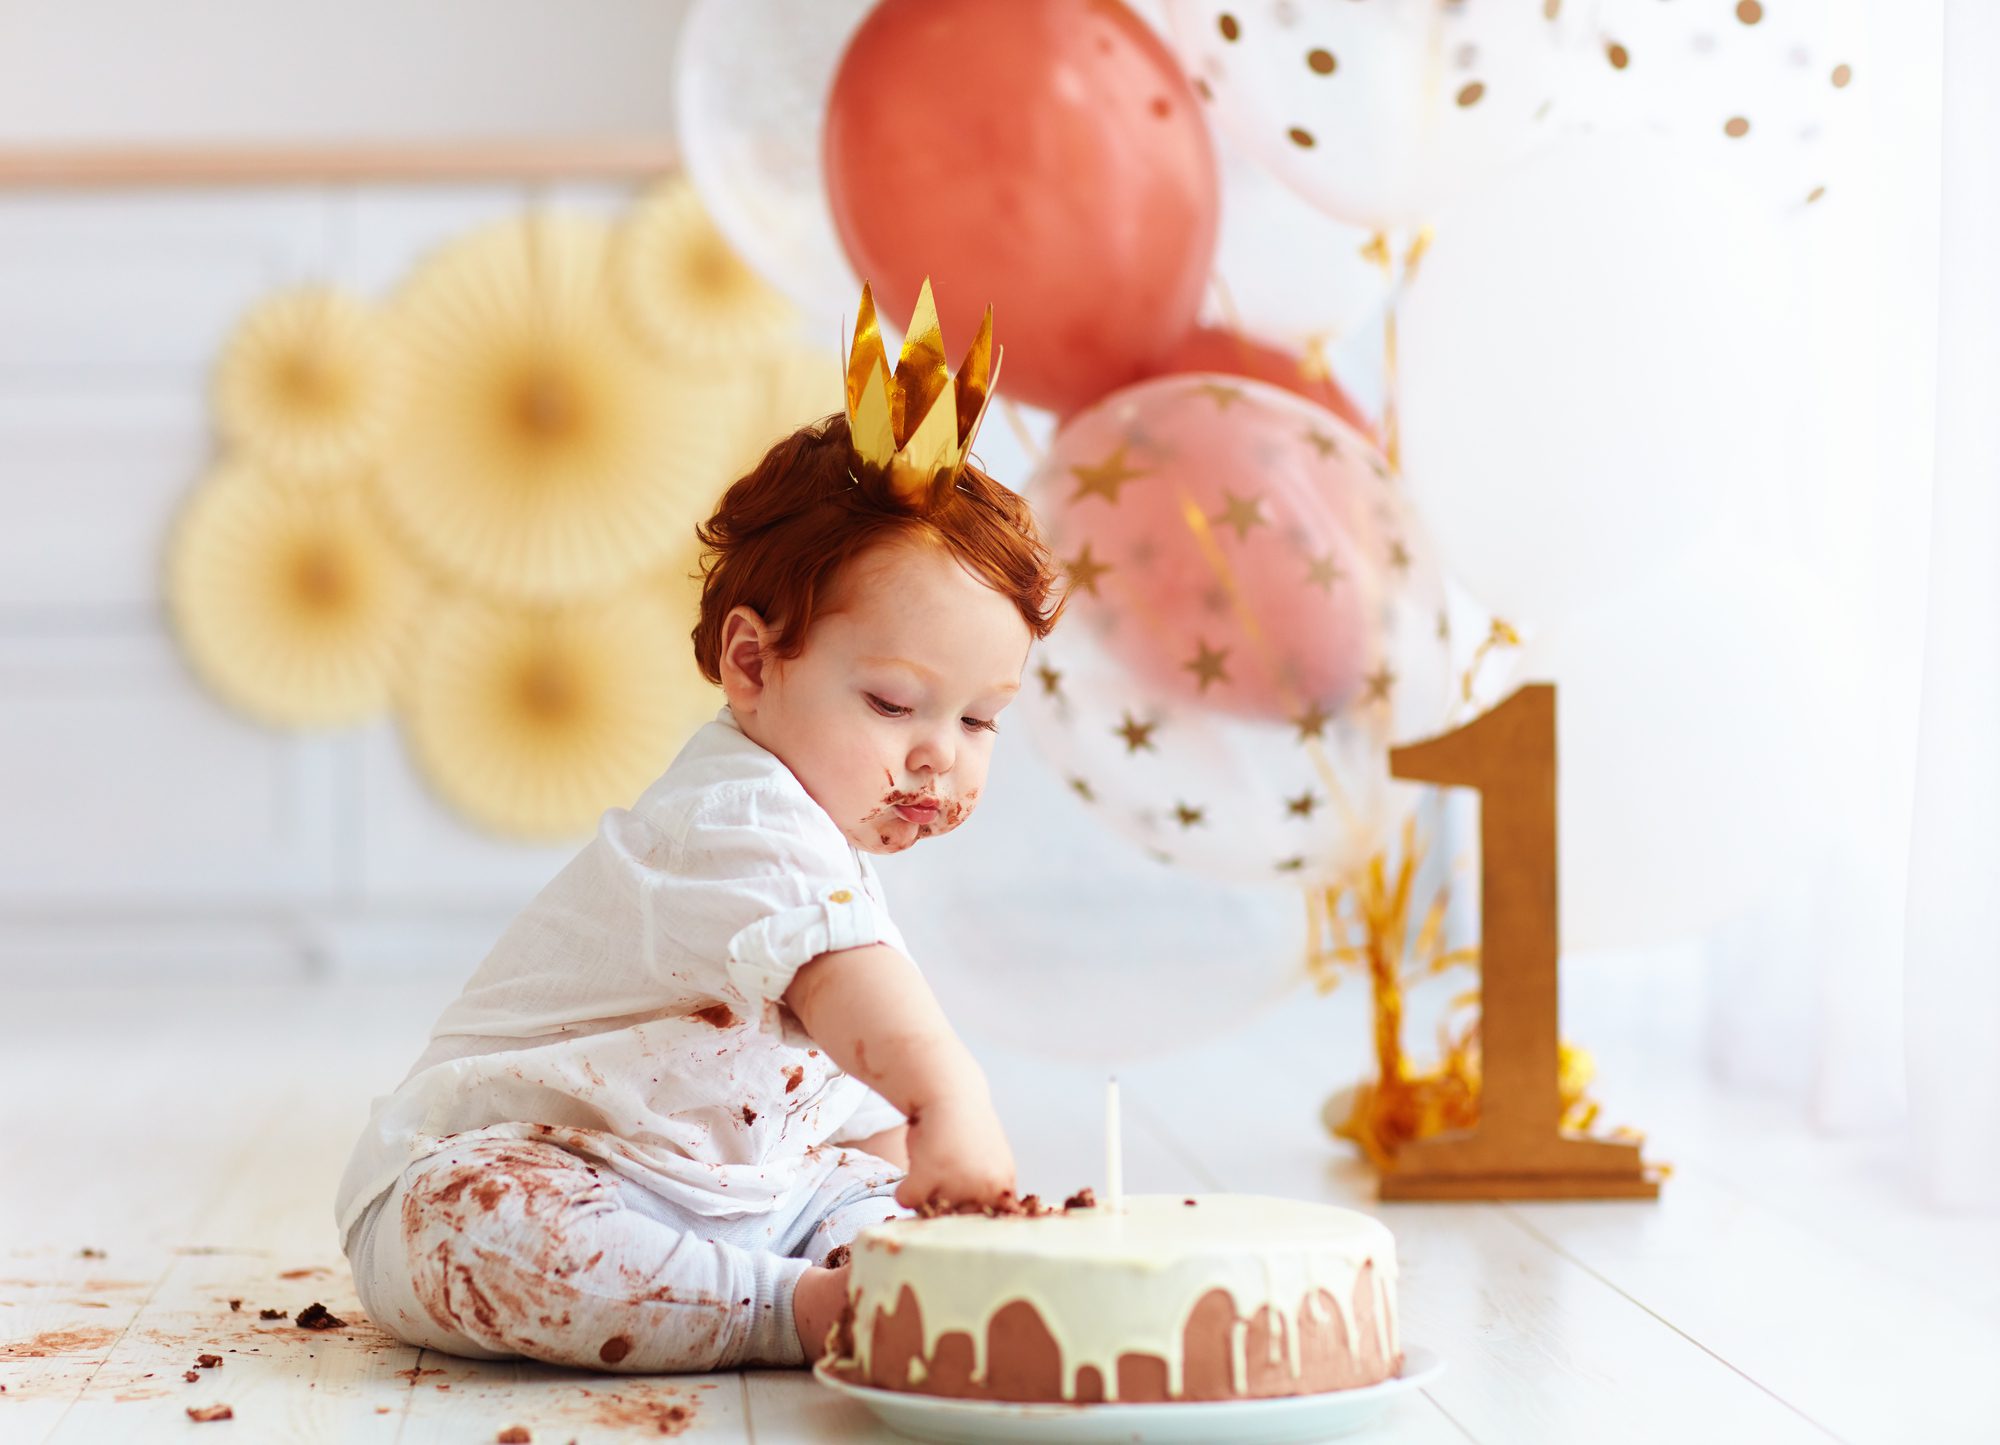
left=1705, top=0, right=2000, bottom=1212
left=1904, top=0, right=2000, bottom=1209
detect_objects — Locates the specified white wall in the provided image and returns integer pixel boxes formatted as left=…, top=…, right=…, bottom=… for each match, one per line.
left=0, top=181, right=648, bottom=983
left=0, top=1, right=687, bottom=144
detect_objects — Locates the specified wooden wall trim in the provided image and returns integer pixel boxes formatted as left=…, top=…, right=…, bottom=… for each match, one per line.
left=0, top=140, right=679, bottom=188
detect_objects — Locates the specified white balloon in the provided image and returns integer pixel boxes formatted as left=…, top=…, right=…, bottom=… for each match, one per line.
left=1163, top=0, right=1580, bottom=230
left=1397, top=133, right=1795, bottom=627
left=672, top=0, right=872, bottom=340
left=1567, top=0, right=1866, bottom=215
left=1518, top=531, right=1844, bottom=951
left=1206, top=127, right=1391, bottom=353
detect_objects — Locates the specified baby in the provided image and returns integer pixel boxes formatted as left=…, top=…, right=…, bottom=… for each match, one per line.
left=334, top=364, right=1065, bottom=1373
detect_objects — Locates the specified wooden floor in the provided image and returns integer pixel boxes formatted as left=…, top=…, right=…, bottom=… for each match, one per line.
left=2, top=979, right=1996, bottom=1444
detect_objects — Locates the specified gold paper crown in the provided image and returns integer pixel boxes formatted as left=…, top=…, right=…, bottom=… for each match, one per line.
left=844, top=277, right=1000, bottom=507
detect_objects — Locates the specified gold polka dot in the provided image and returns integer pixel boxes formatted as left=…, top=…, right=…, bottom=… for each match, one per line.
left=1606, top=41, right=1630, bottom=70
left=828, top=889, right=853, bottom=904
left=1736, top=0, right=1763, bottom=22
left=1544, top=0, right=1562, bottom=18
left=1287, top=126, right=1315, bottom=148
left=1218, top=12, right=1240, bottom=41
left=1807, top=185, right=1827, bottom=203
left=1724, top=116, right=1750, bottom=138
left=1456, top=81, right=1485, bottom=108
left=1832, top=63, right=1853, bottom=88
left=1307, top=47, right=1336, bottom=75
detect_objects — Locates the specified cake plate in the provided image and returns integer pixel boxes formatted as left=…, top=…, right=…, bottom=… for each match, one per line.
left=813, top=1343, right=1444, bottom=1444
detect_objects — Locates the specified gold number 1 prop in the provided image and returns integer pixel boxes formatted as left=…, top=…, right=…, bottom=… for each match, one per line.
left=1381, top=683, right=1660, bottom=1200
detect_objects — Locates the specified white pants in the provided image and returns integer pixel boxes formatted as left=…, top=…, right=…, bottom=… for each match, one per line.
left=346, top=1134, right=908, bottom=1373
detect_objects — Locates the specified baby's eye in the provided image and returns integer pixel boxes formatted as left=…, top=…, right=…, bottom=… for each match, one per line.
left=865, top=693, right=911, bottom=718
left=962, top=716, right=998, bottom=734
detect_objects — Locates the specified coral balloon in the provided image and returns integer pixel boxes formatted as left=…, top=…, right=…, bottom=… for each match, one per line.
left=1123, top=325, right=1375, bottom=440
left=823, top=0, right=1219, bottom=415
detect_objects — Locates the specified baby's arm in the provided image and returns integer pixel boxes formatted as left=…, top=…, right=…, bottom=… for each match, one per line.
left=784, top=942, right=1013, bottom=1209
left=846, top=1122, right=910, bottom=1169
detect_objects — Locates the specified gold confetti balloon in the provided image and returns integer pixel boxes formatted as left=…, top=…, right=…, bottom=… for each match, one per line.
left=1576, top=0, right=1863, bottom=212
left=1019, top=374, right=1453, bottom=886
left=167, top=460, right=428, bottom=727
left=1162, top=0, right=1579, bottom=229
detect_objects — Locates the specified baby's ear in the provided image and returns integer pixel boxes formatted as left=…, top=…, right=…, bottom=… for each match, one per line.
left=718, top=606, right=771, bottom=704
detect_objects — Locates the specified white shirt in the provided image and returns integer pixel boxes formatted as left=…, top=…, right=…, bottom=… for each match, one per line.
left=334, top=707, right=911, bottom=1249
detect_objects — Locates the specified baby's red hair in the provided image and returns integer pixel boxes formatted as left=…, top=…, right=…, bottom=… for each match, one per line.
left=692, top=413, right=1065, bottom=683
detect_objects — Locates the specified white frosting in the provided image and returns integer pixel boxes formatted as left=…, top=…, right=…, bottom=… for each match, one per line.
left=847, top=1194, right=1398, bottom=1401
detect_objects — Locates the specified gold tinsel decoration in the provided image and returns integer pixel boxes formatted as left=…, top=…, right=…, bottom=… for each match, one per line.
left=611, top=176, right=802, bottom=364
left=212, top=286, right=405, bottom=485
left=374, top=212, right=733, bottom=604
left=401, top=588, right=714, bottom=839
left=167, top=461, right=427, bottom=726
left=1307, top=815, right=1663, bottom=1174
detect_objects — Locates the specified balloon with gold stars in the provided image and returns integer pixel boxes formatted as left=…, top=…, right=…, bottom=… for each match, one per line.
left=1162, top=0, right=1581, bottom=230
left=1019, top=373, right=1451, bottom=886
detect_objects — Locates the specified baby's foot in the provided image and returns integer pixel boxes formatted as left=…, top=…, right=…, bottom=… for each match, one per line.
left=792, top=1262, right=852, bottom=1362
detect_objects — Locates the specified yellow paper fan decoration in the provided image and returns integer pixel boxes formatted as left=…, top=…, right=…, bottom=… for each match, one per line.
left=375, top=212, right=737, bottom=604
left=611, top=176, right=801, bottom=363
left=402, top=587, right=716, bottom=838
left=714, top=341, right=846, bottom=481
left=167, top=460, right=427, bottom=726
left=212, top=286, right=406, bottom=485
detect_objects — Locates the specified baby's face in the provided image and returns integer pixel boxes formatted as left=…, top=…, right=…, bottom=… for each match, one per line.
left=735, top=539, right=1031, bottom=854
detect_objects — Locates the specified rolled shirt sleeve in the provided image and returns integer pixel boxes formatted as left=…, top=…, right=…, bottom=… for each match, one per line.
left=605, top=774, right=893, bottom=1015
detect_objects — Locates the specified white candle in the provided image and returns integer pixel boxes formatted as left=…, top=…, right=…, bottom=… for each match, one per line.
left=1105, top=1075, right=1123, bottom=1214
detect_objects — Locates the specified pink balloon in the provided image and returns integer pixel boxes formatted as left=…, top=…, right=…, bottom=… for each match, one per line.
left=1034, top=373, right=1397, bottom=724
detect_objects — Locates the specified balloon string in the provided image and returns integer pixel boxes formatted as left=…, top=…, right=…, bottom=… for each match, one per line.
left=1172, top=485, right=1370, bottom=856
left=1209, top=270, right=1243, bottom=334
left=1457, top=617, right=1523, bottom=708
left=998, top=396, right=1044, bottom=465
left=1362, top=229, right=1432, bottom=479
left=1211, top=268, right=1336, bottom=392
left=1422, top=0, right=1449, bottom=147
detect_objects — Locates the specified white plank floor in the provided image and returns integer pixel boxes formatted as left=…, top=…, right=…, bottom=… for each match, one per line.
left=2, top=979, right=1995, bottom=1444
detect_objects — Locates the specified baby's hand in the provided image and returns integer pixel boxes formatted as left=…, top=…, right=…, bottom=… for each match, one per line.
left=895, top=1088, right=1015, bottom=1210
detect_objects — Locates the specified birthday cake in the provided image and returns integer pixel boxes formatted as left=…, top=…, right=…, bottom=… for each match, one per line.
left=827, top=1192, right=1400, bottom=1403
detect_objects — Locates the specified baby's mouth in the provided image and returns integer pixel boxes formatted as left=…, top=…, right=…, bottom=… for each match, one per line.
left=893, top=799, right=940, bottom=826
